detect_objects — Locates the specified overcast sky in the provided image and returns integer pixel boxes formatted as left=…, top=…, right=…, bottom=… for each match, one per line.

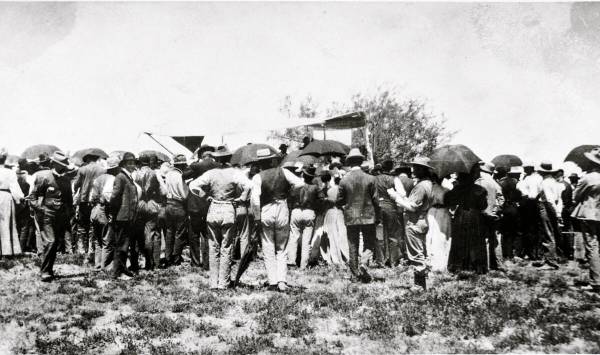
left=0, top=2, right=599, bottom=162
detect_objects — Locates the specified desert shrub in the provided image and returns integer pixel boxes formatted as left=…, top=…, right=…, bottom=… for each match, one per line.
left=56, top=283, right=79, bottom=295
left=119, top=338, right=141, bottom=355
left=81, top=329, right=117, bottom=348
left=255, top=295, right=313, bottom=337
left=148, top=340, right=186, bottom=355
left=116, top=314, right=191, bottom=338
left=171, top=301, right=193, bottom=313
left=69, top=308, right=105, bottom=331
left=35, top=334, right=85, bottom=355
left=541, top=325, right=572, bottom=345
left=132, top=298, right=168, bottom=313
left=192, top=291, right=234, bottom=317
left=225, top=335, right=274, bottom=354
left=77, top=277, right=98, bottom=288
left=194, top=319, right=219, bottom=336
left=93, top=294, right=114, bottom=303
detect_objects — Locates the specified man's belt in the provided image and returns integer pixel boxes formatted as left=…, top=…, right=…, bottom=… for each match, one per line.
left=0, top=188, right=10, bottom=193
left=210, top=199, right=235, bottom=205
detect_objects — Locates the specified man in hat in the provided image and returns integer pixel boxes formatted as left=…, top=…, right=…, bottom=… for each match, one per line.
left=164, top=154, right=190, bottom=267
left=29, top=151, right=74, bottom=281
left=286, top=165, right=320, bottom=269
left=394, top=163, right=414, bottom=197
left=533, top=161, right=561, bottom=268
left=476, top=162, right=505, bottom=270
left=337, top=148, right=380, bottom=283
left=184, top=146, right=220, bottom=270
left=108, top=152, right=139, bottom=280
left=375, top=159, right=405, bottom=267
left=250, top=149, right=304, bottom=292
left=557, top=169, right=575, bottom=259
left=517, top=161, right=543, bottom=259
left=90, top=155, right=121, bottom=270
left=189, top=146, right=251, bottom=289
left=388, top=157, right=433, bottom=289
left=496, top=166, right=522, bottom=259
left=16, top=158, right=36, bottom=253
left=135, top=152, right=166, bottom=270
left=73, top=152, right=106, bottom=259
left=573, top=148, right=600, bottom=293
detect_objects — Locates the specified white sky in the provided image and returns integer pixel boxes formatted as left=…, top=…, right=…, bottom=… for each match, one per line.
left=0, top=2, right=599, bottom=163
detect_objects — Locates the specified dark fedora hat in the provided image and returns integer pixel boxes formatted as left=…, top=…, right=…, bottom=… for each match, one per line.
left=302, top=166, right=316, bottom=178
left=50, top=151, right=70, bottom=167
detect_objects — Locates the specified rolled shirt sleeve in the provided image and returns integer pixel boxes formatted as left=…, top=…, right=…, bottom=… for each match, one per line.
left=282, top=168, right=305, bottom=189
left=250, top=174, right=262, bottom=220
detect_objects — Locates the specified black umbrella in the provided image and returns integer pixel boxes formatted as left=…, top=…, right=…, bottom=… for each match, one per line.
left=139, top=150, right=171, bottom=163
left=280, top=150, right=320, bottom=166
left=491, top=154, right=523, bottom=169
left=71, top=148, right=109, bottom=167
left=429, top=144, right=481, bottom=178
left=564, top=145, right=600, bottom=172
left=230, top=143, right=278, bottom=166
left=21, top=144, right=61, bottom=160
left=234, top=220, right=261, bottom=288
left=299, top=139, right=350, bottom=157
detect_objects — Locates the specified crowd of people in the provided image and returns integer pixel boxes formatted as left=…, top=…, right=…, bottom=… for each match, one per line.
left=0, top=142, right=599, bottom=293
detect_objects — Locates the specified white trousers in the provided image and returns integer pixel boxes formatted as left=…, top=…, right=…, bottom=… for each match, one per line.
left=261, top=200, right=290, bottom=285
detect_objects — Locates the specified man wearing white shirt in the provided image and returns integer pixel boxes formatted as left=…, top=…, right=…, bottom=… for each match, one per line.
left=517, top=162, right=543, bottom=259
left=250, top=150, right=304, bottom=292
left=536, top=162, right=561, bottom=268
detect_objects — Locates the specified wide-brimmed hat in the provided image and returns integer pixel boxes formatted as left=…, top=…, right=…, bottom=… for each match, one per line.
left=410, top=156, right=433, bottom=170
left=50, top=151, right=70, bottom=167
left=522, top=161, right=535, bottom=168
left=509, top=166, right=524, bottom=175
left=479, top=161, right=495, bottom=174
left=172, top=154, right=188, bottom=166
left=302, top=166, right=316, bottom=178
left=38, top=153, right=50, bottom=164
left=282, top=161, right=302, bottom=173
left=345, top=148, right=365, bottom=164
left=211, top=145, right=232, bottom=158
left=584, top=147, right=600, bottom=167
left=537, top=161, right=558, bottom=173
left=119, top=152, right=136, bottom=166
left=106, top=156, right=121, bottom=170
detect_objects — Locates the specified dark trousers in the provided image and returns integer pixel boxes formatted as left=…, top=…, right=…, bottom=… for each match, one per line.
left=538, top=201, right=559, bottom=264
left=519, top=198, right=540, bottom=259
left=112, top=221, right=135, bottom=278
left=346, top=224, right=376, bottom=277
left=40, top=209, right=69, bottom=276
left=143, top=216, right=161, bottom=270
left=580, top=220, right=600, bottom=287
left=379, top=202, right=404, bottom=266
left=484, top=215, right=503, bottom=270
left=17, top=209, right=36, bottom=252
left=91, top=220, right=108, bottom=269
left=189, top=211, right=208, bottom=269
left=75, top=202, right=93, bottom=254
left=560, top=208, right=575, bottom=259
left=500, top=204, right=519, bottom=259
left=165, top=202, right=188, bottom=264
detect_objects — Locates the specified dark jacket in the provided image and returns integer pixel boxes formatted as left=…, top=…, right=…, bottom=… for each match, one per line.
left=73, top=162, right=106, bottom=204
left=336, top=168, right=380, bottom=225
left=135, top=166, right=165, bottom=203
left=109, top=170, right=138, bottom=222
left=375, top=173, right=396, bottom=205
left=30, top=170, right=73, bottom=212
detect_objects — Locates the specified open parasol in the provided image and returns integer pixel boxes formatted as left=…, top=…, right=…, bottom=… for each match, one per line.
left=491, top=154, right=523, bottom=169
left=21, top=144, right=61, bottom=161
left=429, top=144, right=481, bottom=178
left=71, top=148, right=109, bottom=167
left=299, top=139, right=350, bottom=157
left=230, top=143, right=278, bottom=166
left=139, top=150, right=171, bottom=163
left=280, top=150, right=321, bottom=166
left=564, top=145, right=600, bottom=172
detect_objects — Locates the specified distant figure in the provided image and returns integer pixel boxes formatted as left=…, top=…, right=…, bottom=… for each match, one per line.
left=536, top=161, right=561, bottom=269
left=426, top=174, right=451, bottom=272
left=278, top=144, right=288, bottom=159
left=517, top=162, right=543, bottom=259
left=476, top=162, right=505, bottom=271
left=0, top=148, right=24, bottom=257
left=164, top=154, right=190, bottom=267
left=572, top=148, right=600, bottom=293
left=445, top=170, right=489, bottom=274
left=301, top=136, right=312, bottom=150
left=374, top=159, right=403, bottom=267
left=322, top=173, right=349, bottom=265
left=496, top=166, right=522, bottom=259
left=337, top=148, right=380, bottom=283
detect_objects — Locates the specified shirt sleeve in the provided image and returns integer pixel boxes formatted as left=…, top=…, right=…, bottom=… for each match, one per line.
left=250, top=174, right=262, bottom=219
left=189, top=170, right=212, bottom=194
left=236, top=170, right=253, bottom=201
left=394, top=183, right=425, bottom=212
left=394, top=177, right=407, bottom=197
left=282, top=168, right=305, bottom=189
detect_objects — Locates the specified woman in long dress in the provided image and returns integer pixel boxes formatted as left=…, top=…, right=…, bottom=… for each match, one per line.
left=444, top=172, right=489, bottom=274
left=320, top=174, right=349, bottom=266
left=427, top=176, right=452, bottom=272
left=0, top=151, right=24, bottom=256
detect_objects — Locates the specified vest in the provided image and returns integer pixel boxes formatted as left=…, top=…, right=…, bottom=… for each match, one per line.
left=259, top=168, right=290, bottom=206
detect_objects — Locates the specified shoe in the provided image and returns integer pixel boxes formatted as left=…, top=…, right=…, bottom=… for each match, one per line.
left=359, top=265, right=372, bottom=283
left=414, top=273, right=427, bottom=290
left=267, top=284, right=279, bottom=291
left=116, top=274, right=132, bottom=281
left=532, top=261, right=545, bottom=267
left=545, top=260, right=560, bottom=270
left=277, top=282, right=289, bottom=292
left=122, top=269, right=135, bottom=277
left=40, top=273, right=53, bottom=282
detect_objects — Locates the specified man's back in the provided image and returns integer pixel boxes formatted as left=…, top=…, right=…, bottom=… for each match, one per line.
left=337, top=169, right=379, bottom=225
left=74, top=162, right=106, bottom=203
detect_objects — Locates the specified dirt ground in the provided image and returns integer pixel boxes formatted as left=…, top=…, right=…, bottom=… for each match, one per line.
left=0, top=253, right=599, bottom=354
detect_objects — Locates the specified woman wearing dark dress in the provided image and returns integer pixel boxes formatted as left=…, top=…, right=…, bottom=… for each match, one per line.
left=444, top=171, right=489, bottom=274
